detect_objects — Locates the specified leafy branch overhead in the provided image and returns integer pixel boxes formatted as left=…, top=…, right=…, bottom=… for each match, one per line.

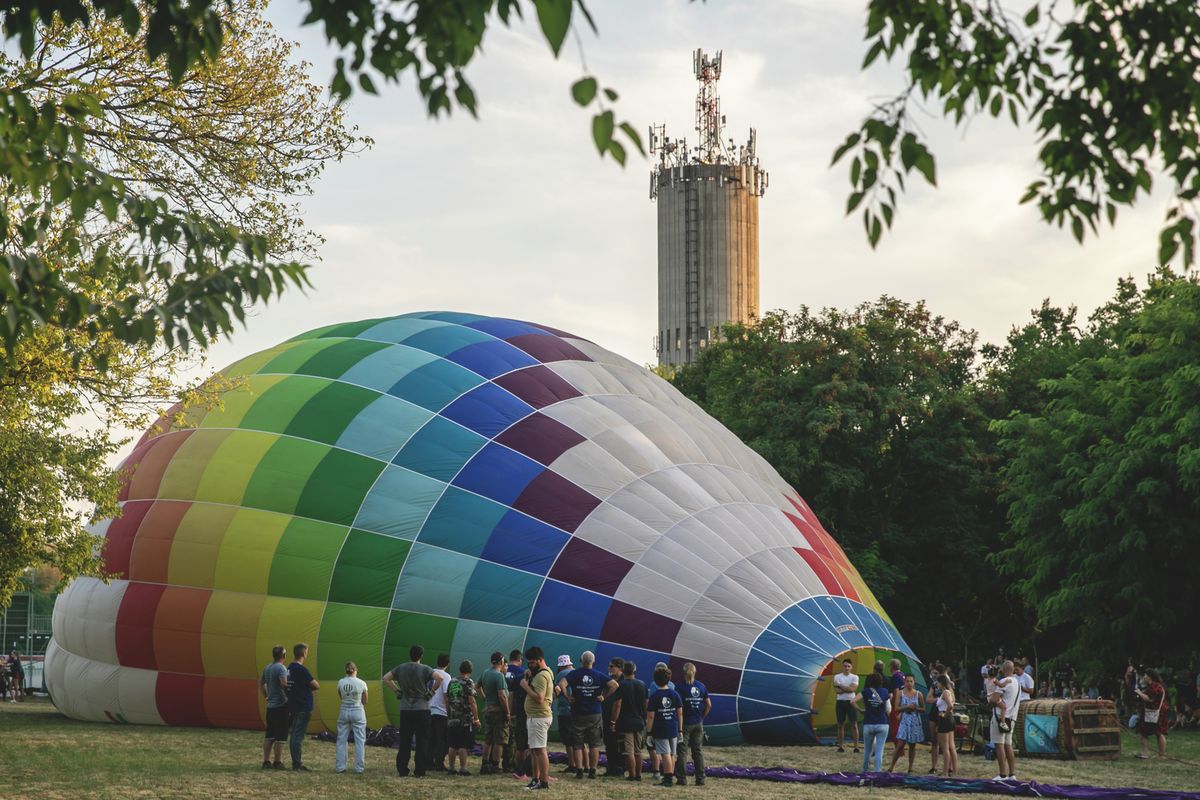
left=837, top=0, right=1200, bottom=265
left=0, top=0, right=640, bottom=375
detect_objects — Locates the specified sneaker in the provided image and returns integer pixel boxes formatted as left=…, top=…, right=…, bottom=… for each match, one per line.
left=575, top=768, right=584, bottom=779
left=292, top=764, right=311, bottom=772
left=272, top=762, right=285, bottom=770
left=458, top=770, right=471, bottom=776
left=526, top=778, right=540, bottom=789
left=588, top=769, right=597, bottom=779
left=658, top=776, right=674, bottom=787
left=262, top=761, right=272, bottom=769
left=853, top=747, right=860, bottom=754
left=696, top=778, right=706, bottom=786
left=536, top=781, right=551, bottom=790
left=678, top=776, right=688, bottom=785
left=992, top=775, right=1006, bottom=781
left=651, top=771, right=660, bottom=781
left=837, top=746, right=845, bottom=753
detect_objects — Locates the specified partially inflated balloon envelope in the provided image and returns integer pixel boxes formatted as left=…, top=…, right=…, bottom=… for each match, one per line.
left=47, top=312, right=922, bottom=743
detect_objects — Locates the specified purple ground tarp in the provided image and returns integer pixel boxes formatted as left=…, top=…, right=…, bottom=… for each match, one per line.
left=313, top=729, right=1197, bottom=800
left=702, top=766, right=1200, bottom=800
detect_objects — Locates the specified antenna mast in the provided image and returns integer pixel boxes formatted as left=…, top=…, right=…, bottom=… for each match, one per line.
left=694, top=49, right=724, bottom=163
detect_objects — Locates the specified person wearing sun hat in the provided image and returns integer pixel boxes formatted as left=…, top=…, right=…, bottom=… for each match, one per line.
left=554, top=654, right=578, bottom=775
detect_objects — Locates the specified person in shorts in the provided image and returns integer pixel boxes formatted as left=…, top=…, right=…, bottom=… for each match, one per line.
left=611, top=660, right=648, bottom=781
left=477, top=651, right=510, bottom=774
left=520, top=646, right=554, bottom=790
left=833, top=658, right=860, bottom=753
left=989, top=660, right=1021, bottom=781
left=445, top=660, right=479, bottom=775
left=645, top=666, right=683, bottom=787
left=260, top=645, right=290, bottom=769
left=563, top=650, right=612, bottom=779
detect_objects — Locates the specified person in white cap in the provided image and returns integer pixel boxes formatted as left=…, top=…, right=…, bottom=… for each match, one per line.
left=554, top=654, right=578, bottom=774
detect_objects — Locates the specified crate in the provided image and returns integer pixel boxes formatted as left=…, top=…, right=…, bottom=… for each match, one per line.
left=1014, top=699, right=1121, bottom=760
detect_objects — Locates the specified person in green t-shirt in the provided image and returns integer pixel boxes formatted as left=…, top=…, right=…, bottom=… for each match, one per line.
left=477, top=651, right=510, bottom=774
left=520, top=646, right=554, bottom=790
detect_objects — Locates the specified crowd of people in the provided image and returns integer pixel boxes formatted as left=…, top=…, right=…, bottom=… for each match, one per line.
left=832, top=658, right=999, bottom=779
left=259, top=643, right=712, bottom=789
left=256, top=642, right=1193, bottom=784
left=0, top=650, right=24, bottom=702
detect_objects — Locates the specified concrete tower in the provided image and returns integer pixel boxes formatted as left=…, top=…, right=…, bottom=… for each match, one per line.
left=651, top=49, right=767, bottom=367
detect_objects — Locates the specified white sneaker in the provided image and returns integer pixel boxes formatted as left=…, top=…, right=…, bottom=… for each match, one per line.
left=992, top=775, right=1005, bottom=781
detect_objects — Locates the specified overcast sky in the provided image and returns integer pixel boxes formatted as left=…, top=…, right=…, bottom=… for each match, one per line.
left=191, top=0, right=1169, bottom=385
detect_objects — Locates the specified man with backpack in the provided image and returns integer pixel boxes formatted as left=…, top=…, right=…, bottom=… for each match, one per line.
left=445, top=660, right=480, bottom=776
left=521, top=646, right=554, bottom=791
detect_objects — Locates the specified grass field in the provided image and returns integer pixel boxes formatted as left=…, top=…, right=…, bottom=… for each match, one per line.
left=2, top=697, right=1197, bottom=799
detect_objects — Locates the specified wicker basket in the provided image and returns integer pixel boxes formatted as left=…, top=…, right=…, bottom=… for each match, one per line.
left=1014, top=699, right=1121, bottom=760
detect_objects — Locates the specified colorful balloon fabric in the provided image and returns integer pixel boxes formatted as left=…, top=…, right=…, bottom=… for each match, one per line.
left=47, top=312, right=920, bottom=743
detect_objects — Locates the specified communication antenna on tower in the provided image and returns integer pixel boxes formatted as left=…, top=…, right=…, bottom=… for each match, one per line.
left=693, top=49, right=725, bottom=163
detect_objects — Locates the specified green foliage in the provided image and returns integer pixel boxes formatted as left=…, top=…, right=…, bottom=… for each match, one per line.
left=672, top=302, right=1023, bottom=663
left=839, top=1, right=1200, bottom=265
left=674, top=280, right=1200, bottom=671
left=0, top=0, right=361, bottom=604
left=992, top=269, right=1200, bottom=673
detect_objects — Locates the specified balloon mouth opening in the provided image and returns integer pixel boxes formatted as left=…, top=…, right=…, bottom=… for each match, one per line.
left=735, top=598, right=923, bottom=745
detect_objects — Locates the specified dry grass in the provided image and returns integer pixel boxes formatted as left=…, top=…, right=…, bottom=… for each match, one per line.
left=2, top=697, right=1197, bottom=799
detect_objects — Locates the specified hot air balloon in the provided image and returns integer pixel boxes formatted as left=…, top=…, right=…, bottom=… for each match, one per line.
left=46, top=312, right=922, bottom=744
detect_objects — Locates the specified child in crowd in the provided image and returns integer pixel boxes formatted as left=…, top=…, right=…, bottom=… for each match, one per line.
left=645, top=666, right=683, bottom=787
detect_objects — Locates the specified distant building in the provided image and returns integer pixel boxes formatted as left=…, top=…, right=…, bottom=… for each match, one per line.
left=651, top=49, right=767, bottom=367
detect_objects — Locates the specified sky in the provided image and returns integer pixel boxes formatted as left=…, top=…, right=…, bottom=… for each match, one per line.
left=191, top=0, right=1170, bottom=386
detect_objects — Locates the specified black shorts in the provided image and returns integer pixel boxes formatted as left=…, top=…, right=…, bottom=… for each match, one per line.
left=265, top=706, right=290, bottom=742
left=558, top=716, right=578, bottom=748
left=836, top=701, right=857, bottom=723
left=573, top=713, right=603, bottom=748
left=448, top=725, right=476, bottom=750
left=936, top=715, right=956, bottom=734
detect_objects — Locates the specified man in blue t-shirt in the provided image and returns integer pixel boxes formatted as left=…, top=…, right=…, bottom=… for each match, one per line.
left=673, top=663, right=711, bottom=786
left=645, top=666, right=683, bottom=787
left=560, top=650, right=616, bottom=779
left=286, top=643, right=320, bottom=771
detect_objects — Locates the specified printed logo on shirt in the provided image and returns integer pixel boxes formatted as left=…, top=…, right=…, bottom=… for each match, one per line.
left=690, top=686, right=700, bottom=697
left=582, top=675, right=593, bottom=685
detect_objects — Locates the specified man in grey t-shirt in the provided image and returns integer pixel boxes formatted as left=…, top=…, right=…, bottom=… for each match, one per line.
left=383, top=644, right=443, bottom=777
left=260, top=645, right=290, bottom=769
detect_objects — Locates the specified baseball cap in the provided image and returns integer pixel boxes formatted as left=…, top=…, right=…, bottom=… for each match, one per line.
left=557, top=654, right=573, bottom=668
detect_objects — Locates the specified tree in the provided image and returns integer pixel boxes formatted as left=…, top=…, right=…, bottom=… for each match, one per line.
left=992, top=269, right=1200, bottom=673
left=672, top=302, right=1024, bottom=663
left=834, top=1, right=1200, bottom=265
left=0, top=0, right=363, bottom=604
left=0, top=1, right=639, bottom=371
